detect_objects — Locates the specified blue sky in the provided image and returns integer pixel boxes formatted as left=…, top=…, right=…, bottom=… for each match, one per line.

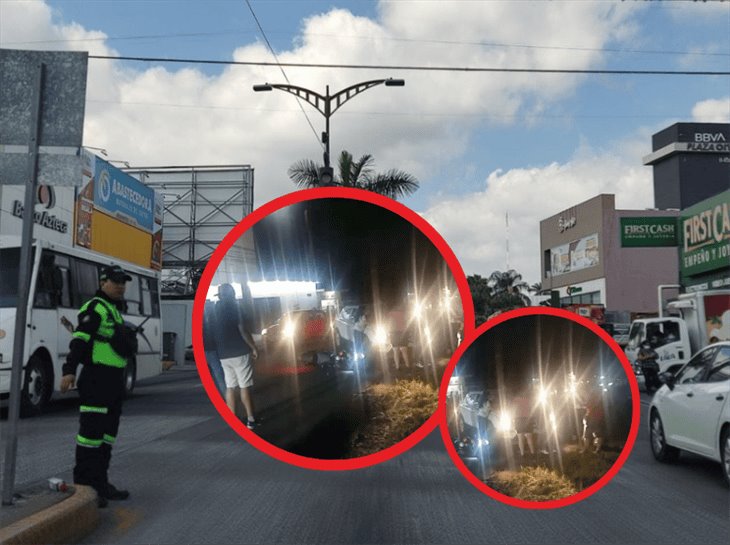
left=2, top=0, right=729, bottom=283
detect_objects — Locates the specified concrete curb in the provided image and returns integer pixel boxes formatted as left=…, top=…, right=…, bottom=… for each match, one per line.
left=0, top=485, right=99, bottom=545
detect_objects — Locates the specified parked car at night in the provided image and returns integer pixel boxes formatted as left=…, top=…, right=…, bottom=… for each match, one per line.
left=334, top=305, right=367, bottom=349
left=648, top=341, right=730, bottom=486
left=261, top=309, right=333, bottom=359
left=333, top=304, right=393, bottom=352
left=459, top=391, right=489, bottom=431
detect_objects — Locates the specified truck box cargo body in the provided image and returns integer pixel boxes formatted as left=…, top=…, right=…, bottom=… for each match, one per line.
left=625, top=290, right=730, bottom=374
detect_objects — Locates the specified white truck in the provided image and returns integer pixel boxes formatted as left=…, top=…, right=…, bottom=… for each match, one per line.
left=625, top=288, right=730, bottom=375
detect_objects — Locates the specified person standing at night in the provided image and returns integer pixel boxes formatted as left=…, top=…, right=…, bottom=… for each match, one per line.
left=214, top=283, right=259, bottom=428
left=60, top=265, right=137, bottom=508
left=513, top=390, right=536, bottom=457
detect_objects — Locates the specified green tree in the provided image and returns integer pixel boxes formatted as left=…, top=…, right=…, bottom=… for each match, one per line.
left=528, top=282, right=543, bottom=294
left=488, top=269, right=531, bottom=306
left=468, top=270, right=532, bottom=326
left=467, top=274, right=493, bottom=324
left=288, top=151, right=419, bottom=200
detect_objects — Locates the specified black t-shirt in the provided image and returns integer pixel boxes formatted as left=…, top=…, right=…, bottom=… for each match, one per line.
left=214, top=300, right=251, bottom=359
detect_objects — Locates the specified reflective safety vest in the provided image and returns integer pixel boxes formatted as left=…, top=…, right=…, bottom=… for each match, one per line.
left=72, top=297, right=128, bottom=368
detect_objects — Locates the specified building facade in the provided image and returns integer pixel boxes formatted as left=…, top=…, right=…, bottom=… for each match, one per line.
left=540, top=194, right=679, bottom=317
left=678, top=189, right=730, bottom=292
left=643, top=122, right=730, bottom=210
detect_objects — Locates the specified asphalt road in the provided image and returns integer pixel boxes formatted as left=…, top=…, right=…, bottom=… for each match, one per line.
left=2, top=368, right=728, bottom=544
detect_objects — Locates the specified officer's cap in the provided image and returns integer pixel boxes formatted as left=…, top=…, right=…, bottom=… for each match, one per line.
left=100, top=265, right=132, bottom=283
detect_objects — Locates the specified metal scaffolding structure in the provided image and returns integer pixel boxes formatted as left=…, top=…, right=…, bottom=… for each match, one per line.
left=126, top=165, right=254, bottom=295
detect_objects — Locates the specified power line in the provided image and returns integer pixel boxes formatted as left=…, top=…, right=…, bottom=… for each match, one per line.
left=86, top=98, right=707, bottom=120
left=244, top=0, right=322, bottom=149
left=87, top=54, right=730, bottom=75
left=4, top=30, right=728, bottom=58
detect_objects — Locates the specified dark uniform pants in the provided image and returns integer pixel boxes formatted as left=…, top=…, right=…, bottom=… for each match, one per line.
left=73, top=365, right=124, bottom=493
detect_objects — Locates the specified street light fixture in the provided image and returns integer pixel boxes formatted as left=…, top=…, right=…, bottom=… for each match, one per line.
left=253, top=78, right=405, bottom=185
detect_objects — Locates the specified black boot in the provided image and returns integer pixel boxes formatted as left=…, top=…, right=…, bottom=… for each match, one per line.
left=100, top=443, right=130, bottom=500
left=102, top=483, right=130, bottom=501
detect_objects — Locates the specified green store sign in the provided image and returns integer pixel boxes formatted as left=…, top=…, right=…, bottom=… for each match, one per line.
left=680, top=190, right=730, bottom=278
left=620, top=217, right=678, bottom=247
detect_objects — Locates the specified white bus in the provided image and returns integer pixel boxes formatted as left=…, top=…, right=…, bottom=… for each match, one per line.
left=0, top=235, right=163, bottom=415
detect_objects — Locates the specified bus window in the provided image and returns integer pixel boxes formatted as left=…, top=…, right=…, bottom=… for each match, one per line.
left=0, top=247, right=21, bottom=308
left=125, top=274, right=141, bottom=315
left=34, top=252, right=66, bottom=309
left=73, top=259, right=99, bottom=307
left=141, top=276, right=160, bottom=317
left=56, top=257, right=72, bottom=308
left=141, top=277, right=151, bottom=316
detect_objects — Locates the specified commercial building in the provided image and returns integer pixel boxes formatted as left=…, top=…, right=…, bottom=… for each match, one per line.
left=540, top=194, right=679, bottom=319
left=538, top=122, right=729, bottom=320
left=643, top=122, right=730, bottom=210
left=677, top=189, right=730, bottom=292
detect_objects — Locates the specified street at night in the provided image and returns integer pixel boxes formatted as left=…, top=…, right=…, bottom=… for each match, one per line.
left=446, top=314, right=633, bottom=501
left=204, top=198, right=464, bottom=458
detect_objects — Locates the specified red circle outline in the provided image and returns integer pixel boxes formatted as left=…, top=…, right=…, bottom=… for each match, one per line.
left=193, top=187, right=475, bottom=470
left=438, top=306, right=641, bottom=509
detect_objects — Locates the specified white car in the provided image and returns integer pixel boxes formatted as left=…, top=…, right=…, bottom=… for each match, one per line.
left=649, top=341, right=730, bottom=486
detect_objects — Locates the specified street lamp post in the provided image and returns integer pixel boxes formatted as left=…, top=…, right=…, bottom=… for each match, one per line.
left=253, top=78, right=405, bottom=185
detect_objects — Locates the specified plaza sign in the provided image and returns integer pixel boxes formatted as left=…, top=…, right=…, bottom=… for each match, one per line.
left=620, top=217, right=677, bottom=247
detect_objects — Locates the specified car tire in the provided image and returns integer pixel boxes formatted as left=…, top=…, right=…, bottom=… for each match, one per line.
left=650, top=410, right=680, bottom=463
left=123, top=360, right=136, bottom=398
left=21, top=356, right=53, bottom=417
left=721, top=427, right=730, bottom=488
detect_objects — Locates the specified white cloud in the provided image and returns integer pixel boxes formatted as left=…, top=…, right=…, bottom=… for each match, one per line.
left=421, top=139, right=654, bottom=284
left=691, top=97, right=730, bottom=123
left=2, top=1, right=725, bottom=290
left=1, top=0, right=643, bottom=206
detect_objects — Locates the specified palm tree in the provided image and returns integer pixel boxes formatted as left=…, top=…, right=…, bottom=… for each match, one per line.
left=288, top=151, right=419, bottom=200
left=487, top=269, right=531, bottom=306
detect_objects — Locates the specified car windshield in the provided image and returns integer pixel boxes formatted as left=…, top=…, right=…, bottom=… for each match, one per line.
left=675, top=347, right=717, bottom=384
left=0, top=247, right=26, bottom=307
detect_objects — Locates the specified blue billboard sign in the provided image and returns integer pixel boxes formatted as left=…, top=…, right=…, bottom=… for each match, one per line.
left=93, top=157, right=155, bottom=232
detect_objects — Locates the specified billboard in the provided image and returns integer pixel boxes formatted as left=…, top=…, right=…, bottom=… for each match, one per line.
left=620, top=217, right=678, bottom=247
left=550, top=233, right=599, bottom=277
left=679, top=190, right=730, bottom=279
left=75, top=150, right=163, bottom=269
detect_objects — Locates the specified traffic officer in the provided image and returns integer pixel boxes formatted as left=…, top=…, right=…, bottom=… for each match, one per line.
left=60, top=265, right=137, bottom=508
left=637, top=337, right=661, bottom=394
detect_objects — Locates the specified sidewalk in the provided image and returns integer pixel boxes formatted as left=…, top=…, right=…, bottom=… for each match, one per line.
left=0, top=365, right=198, bottom=545
left=0, top=483, right=98, bottom=545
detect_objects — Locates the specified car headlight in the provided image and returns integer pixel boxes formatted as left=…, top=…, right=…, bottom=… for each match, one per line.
left=372, top=325, right=388, bottom=347
left=497, top=412, right=513, bottom=433
left=413, top=300, right=424, bottom=320
left=283, top=321, right=296, bottom=339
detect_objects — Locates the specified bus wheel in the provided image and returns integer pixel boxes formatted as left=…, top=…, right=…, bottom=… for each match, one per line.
left=123, top=361, right=137, bottom=398
left=21, top=356, right=52, bottom=417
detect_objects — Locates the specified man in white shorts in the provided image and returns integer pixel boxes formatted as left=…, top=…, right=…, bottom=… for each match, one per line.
left=214, top=283, right=259, bottom=429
